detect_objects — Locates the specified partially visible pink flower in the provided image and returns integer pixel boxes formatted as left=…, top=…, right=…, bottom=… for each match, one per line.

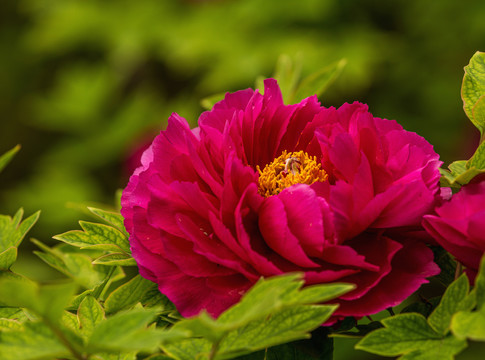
left=423, top=181, right=485, bottom=281
left=122, top=79, right=441, bottom=321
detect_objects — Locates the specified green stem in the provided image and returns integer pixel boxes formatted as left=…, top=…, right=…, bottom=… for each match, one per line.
left=455, top=262, right=463, bottom=280
left=209, top=339, right=222, bottom=360
left=92, top=266, right=116, bottom=300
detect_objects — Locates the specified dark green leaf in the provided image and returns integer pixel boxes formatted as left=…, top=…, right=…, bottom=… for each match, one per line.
left=333, top=321, right=383, bottom=338
left=237, top=329, right=334, bottom=360
left=432, top=246, right=457, bottom=287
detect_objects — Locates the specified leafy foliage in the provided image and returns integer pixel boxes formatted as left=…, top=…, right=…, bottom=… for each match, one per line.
left=356, top=313, right=467, bottom=360
left=0, top=199, right=353, bottom=360
left=440, top=51, right=485, bottom=187
left=2, top=39, right=485, bottom=360
left=356, top=255, right=485, bottom=360
left=161, top=275, right=353, bottom=359
left=53, top=207, right=135, bottom=266
left=451, top=256, right=485, bottom=341
left=0, top=209, right=40, bottom=270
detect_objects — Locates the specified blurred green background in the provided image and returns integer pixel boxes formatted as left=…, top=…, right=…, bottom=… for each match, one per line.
left=0, top=0, right=485, bottom=358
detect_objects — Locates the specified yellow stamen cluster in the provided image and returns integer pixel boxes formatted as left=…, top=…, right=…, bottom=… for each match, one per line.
left=257, top=150, right=328, bottom=197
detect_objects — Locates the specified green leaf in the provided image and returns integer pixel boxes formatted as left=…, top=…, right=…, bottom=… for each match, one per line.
left=0, top=247, right=17, bottom=270
left=104, top=275, right=155, bottom=314
left=468, top=140, right=485, bottom=170
left=451, top=306, right=485, bottom=341
left=475, top=255, right=485, bottom=309
left=141, top=286, right=176, bottom=311
left=218, top=274, right=353, bottom=327
left=54, top=221, right=130, bottom=253
left=217, top=305, right=337, bottom=359
left=61, top=310, right=80, bottom=333
left=95, top=353, right=138, bottom=360
left=162, top=338, right=210, bottom=360
left=239, top=329, right=334, bottom=360
left=32, top=238, right=123, bottom=289
left=473, top=95, right=485, bottom=142
left=0, top=277, right=77, bottom=324
left=78, top=295, right=105, bottom=339
left=356, top=313, right=466, bottom=359
left=0, top=145, right=20, bottom=173
left=428, top=274, right=471, bottom=335
left=450, top=256, right=485, bottom=341
left=86, top=308, right=186, bottom=353
left=163, top=273, right=352, bottom=359
left=273, top=54, right=302, bottom=103
left=0, top=318, right=23, bottom=331
left=88, top=207, right=129, bottom=238
left=292, top=59, right=346, bottom=102
left=0, top=321, right=70, bottom=360
left=92, top=252, right=137, bottom=266
left=0, top=209, right=40, bottom=253
left=0, top=307, right=26, bottom=320
left=439, top=160, right=485, bottom=187
left=462, top=51, right=485, bottom=134
left=144, top=354, right=174, bottom=360
left=432, top=246, right=457, bottom=287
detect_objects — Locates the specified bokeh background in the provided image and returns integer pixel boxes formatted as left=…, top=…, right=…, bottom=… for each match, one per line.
left=1, top=1, right=485, bottom=358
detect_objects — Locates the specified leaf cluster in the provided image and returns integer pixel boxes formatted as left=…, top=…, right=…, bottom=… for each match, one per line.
left=356, top=257, right=485, bottom=360
left=441, top=52, right=485, bottom=188
left=201, top=55, right=346, bottom=110
left=0, top=158, right=354, bottom=360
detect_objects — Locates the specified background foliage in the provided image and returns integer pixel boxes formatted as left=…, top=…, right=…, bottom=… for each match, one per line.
left=1, top=0, right=485, bottom=359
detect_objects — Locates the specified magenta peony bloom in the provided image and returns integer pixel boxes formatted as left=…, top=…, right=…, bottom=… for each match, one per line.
left=121, top=79, right=441, bottom=320
left=423, top=181, right=485, bottom=282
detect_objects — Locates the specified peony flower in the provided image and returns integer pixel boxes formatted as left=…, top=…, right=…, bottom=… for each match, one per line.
left=121, top=79, right=441, bottom=320
left=423, top=181, right=485, bottom=282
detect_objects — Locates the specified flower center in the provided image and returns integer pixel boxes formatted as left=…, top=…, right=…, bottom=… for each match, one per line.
left=257, top=150, right=328, bottom=197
